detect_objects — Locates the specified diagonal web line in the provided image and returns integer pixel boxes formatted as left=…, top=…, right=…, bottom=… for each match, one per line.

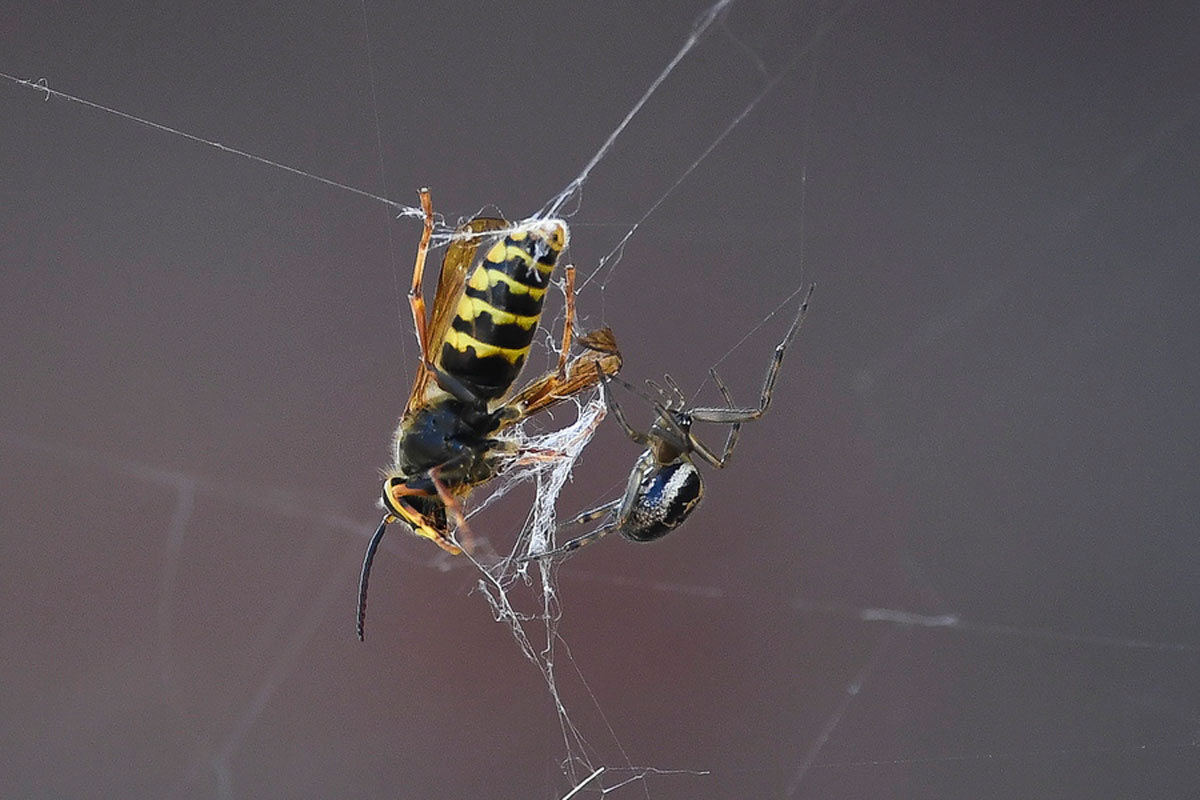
left=0, top=70, right=423, bottom=219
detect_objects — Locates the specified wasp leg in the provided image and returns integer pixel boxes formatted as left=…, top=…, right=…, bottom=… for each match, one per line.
left=503, top=332, right=622, bottom=418
left=555, top=264, right=577, bottom=381
left=407, top=188, right=436, bottom=362
left=427, top=464, right=476, bottom=554
left=510, top=445, right=569, bottom=464
left=427, top=361, right=490, bottom=410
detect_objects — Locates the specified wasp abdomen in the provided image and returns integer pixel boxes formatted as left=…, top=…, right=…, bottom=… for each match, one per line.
left=438, top=221, right=567, bottom=401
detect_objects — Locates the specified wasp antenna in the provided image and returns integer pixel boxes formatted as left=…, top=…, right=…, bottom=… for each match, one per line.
left=356, top=516, right=391, bottom=641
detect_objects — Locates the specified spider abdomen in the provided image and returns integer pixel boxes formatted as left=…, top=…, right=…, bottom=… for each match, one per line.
left=622, top=459, right=703, bottom=542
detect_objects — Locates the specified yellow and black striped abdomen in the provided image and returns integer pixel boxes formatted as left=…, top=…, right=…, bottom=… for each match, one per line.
left=438, top=220, right=568, bottom=401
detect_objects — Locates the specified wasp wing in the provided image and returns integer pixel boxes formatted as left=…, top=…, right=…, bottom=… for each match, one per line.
left=428, top=217, right=509, bottom=350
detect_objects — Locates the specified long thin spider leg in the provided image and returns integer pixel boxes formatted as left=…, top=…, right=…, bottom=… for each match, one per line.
left=560, top=497, right=622, bottom=528
left=663, top=373, right=686, bottom=408
left=519, top=497, right=622, bottom=562
left=522, top=519, right=621, bottom=561
left=753, top=282, right=815, bottom=414
left=690, top=282, right=815, bottom=423
left=644, top=378, right=675, bottom=409
left=600, top=367, right=654, bottom=447
left=685, top=367, right=743, bottom=469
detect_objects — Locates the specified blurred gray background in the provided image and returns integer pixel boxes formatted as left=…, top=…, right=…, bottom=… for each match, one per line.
left=3, top=1, right=1200, bottom=797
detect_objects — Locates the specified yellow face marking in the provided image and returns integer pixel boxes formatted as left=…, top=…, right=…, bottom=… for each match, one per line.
left=467, top=265, right=548, bottom=300
left=455, top=294, right=539, bottom=328
left=443, top=328, right=528, bottom=364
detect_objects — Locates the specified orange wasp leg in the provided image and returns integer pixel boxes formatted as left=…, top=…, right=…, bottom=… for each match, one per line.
left=407, top=188, right=436, bottom=363
left=555, top=264, right=577, bottom=381
left=427, top=464, right=477, bottom=555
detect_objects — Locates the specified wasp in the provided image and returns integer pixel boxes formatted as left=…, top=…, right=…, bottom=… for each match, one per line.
left=524, top=284, right=813, bottom=558
left=357, top=189, right=622, bottom=639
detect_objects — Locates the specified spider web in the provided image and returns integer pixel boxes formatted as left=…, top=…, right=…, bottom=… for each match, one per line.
left=4, top=1, right=1200, bottom=798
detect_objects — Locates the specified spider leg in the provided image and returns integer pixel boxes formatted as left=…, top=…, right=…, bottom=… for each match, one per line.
left=644, top=378, right=674, bottom=408
left=690, top=282, right=814, bottom=425
left=663, top=373, right=686, bottom=408
left=600, top=367, right=655, bottom=448
left=524, top=519, right=621, bottom=560
left=524, top=444, right=665, bottom=560
left=559, top=497, right=623, bottom=528
left=683, top=367, right=743, bottom=468
left=710, top=367, right=741, bottom=462
left=520, top=497, right=622, bottom=561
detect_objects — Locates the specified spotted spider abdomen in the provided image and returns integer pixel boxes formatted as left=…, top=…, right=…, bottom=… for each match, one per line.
left=622, top=460, right=703, bottom=542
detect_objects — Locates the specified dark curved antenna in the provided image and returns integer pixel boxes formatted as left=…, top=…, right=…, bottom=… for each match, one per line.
left=356, top=516, right=390, bottom=641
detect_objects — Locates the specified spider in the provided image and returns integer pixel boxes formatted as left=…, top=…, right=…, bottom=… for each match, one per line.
left=524, top=283, right=814, bottom=559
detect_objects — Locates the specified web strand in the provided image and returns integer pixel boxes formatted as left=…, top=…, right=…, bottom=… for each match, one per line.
left=0, top=70, right=421, bottom=219
left=539, top=0, right=737, bottom=220
left=580, top=0, right=861, bottom=293
left=784, top=628, right=894, bottom=796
